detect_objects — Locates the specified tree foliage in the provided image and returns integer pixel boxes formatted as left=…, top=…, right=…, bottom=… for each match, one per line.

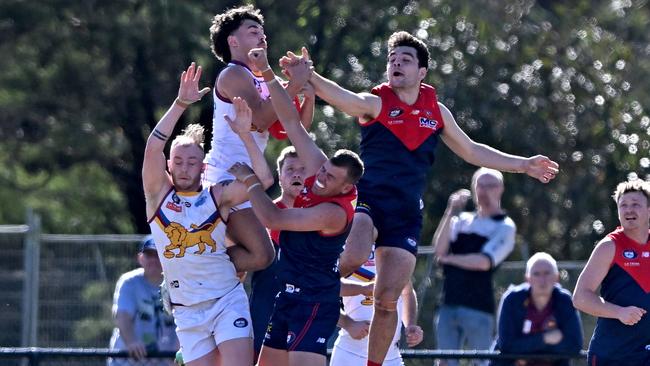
left=1, top=0, right=649, bottom=259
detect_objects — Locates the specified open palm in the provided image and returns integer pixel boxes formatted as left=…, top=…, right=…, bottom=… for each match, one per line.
left=177, top=62, right=210, bottom=104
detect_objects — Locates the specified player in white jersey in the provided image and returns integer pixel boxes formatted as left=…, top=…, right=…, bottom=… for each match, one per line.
left=142, top=62, right=273, bottom=366
left=331, top=246, right=424, bottom=366
left=205, top=5, right=313, bottom=272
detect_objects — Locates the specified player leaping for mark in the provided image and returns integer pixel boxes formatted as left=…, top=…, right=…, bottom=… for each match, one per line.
left=282, top=32, right=559, bottom=366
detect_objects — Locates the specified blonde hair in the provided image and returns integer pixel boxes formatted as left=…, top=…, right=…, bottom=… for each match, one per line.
left=170, top=124, right=205, bottom=151
left=525, top=252, right=558, bottom=277
left=612, top=179, right=650, bottom=203
left=276, top=146, right=299, bottom=172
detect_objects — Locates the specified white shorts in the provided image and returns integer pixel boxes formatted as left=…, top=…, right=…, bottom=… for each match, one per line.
left=330, top=345, right=404, bottom=366
left=202, top=159, right=237, bottom=187
left=202, top=162, right=252, bottom=213
left=172, top=284, right=252, bottom=363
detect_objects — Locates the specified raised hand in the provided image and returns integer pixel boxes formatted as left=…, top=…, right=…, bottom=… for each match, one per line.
left=280, top=46, right=311, bottom=68
left=405, top=325, right=424, bottom=347
left=447, top=189, right=471, bottom=213
left=280, top=47, right=313, bottom=85
left=224, top=97, right=252, bottom=135
left=227, top=162, right=255, bottom=183
left=177, top=62, right=211, bottom=105
left=248, top=47, right=271, bottom=72
left=524, top=155, right=559, bottom=183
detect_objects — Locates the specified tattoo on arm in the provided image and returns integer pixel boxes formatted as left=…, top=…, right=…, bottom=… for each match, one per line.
left=152, top=129, right=169, bottom=141
left=219, top=179, right=233, bottom=187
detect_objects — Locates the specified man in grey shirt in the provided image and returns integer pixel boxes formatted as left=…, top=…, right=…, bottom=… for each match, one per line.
left=109, top=236, right=179, bottom=365
left=432, top=168, right=516, bottom=366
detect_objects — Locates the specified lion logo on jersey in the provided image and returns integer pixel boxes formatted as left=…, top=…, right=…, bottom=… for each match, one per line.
left=163, top=222, right=218, bottom=258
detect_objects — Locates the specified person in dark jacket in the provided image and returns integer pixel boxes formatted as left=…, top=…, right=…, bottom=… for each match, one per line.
left=491, top=252, right=583, bottom=366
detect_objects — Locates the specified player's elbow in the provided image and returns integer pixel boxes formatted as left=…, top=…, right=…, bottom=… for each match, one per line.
left=338, top=251, right=368, bottom=277
left=253, top=241, right=275, bottom=269
left=571, top=290, right=585, bottom=312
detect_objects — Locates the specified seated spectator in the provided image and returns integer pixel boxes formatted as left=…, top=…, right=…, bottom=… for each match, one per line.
left=491, top=252, right=582, bottom=366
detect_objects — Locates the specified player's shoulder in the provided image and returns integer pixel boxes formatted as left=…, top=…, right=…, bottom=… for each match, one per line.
left=218, top=63, right=253, bottom=84
left=595, top=236, right=616, bottom=251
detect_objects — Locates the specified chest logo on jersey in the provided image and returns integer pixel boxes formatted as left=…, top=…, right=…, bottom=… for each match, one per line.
left=623, top=249, right=638, bottom=259
left=419, top=117, right=439, bottom=130
left=195, top=194, right=207, bottom=207
left=166, top=202, right=183, bottom=213
left=162, top=222, right=218, bottom=259
left=389, top=108, right=404, bottom=118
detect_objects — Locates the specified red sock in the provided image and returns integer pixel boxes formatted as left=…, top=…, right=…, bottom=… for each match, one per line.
left=367, top=361, right=382, bottom=366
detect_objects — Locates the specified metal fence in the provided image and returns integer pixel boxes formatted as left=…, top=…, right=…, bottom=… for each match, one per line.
left=0, top=348, right=589, bottom=366
left=0, top=217, right=593, bottom=365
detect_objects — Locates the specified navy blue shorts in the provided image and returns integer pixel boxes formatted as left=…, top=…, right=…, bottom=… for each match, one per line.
left=262, top=293, right=339, bottom=356
left=355, top=196, right=421, bottom=256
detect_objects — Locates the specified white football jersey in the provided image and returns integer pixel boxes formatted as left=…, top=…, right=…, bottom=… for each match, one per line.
left=149, top=187, right=238, bottom=306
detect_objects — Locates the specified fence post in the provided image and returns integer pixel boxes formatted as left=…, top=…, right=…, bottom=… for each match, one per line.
left=21, top=209, right=41, bottom=348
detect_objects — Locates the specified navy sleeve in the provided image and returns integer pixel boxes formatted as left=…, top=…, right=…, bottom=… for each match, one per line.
left=496, top=292, right=547, bottom=353
left=544, top=291, right=584, bottom=354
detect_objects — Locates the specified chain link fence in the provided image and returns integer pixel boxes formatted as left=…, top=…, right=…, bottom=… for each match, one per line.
left=0, top=220, right=593, bottom=365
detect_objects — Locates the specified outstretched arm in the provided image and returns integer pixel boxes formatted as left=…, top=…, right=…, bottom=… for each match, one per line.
left=228, top=163, right=348, bottom=234
left=249, top=47, right=326, bottom=177
left=439, top=103, right=559, bottom=183
left=280, top=47, right=382, bottom=122
left=142, top=63, right=210, bottom=218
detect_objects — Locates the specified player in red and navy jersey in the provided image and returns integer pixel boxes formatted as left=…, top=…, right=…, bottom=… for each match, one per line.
left=249, top=146, right=306, bottom=359
left=573, top=179, right=650, bottom=365
left=282, top=31, right=559, bottom=365
left=229, top=48, right=363, bottom=366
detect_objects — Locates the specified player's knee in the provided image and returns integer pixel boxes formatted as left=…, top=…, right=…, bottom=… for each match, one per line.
left=374, top=296, right=398, bottom=312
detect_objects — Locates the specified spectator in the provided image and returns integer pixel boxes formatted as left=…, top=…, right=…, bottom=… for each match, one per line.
left=491, top=252, right=583, bottom=366
left=432, top=168, right=516, bottom=366
left=108, top=235, right=179, bottom=366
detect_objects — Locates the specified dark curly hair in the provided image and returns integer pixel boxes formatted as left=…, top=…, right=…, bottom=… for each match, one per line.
left=210, top=5, right=264, bottom=63
left=387, top=31, right=430, bottom=69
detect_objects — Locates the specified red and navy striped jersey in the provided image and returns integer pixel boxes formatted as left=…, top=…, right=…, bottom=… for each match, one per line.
left=357, top=83, right=444, bottom=210
left=275, top=176, right=356, bottom=302
left=589, top=227, right=650, bottom=362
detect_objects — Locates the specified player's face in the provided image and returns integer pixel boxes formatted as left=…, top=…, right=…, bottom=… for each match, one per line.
left=387, top=46, right=426, bottom=89
left=231, top=19, right=267, bottom=53
left=617, top=191, right=650, bottom=232
left=279, top=156, right=306, bottom=199
left=168, top=144, right=204, bottom=192
left=313, top=160, right=353, bottom=197
left=472, top=173, right=503, bottom=210
left=527, top=259, right=558, bottom=297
